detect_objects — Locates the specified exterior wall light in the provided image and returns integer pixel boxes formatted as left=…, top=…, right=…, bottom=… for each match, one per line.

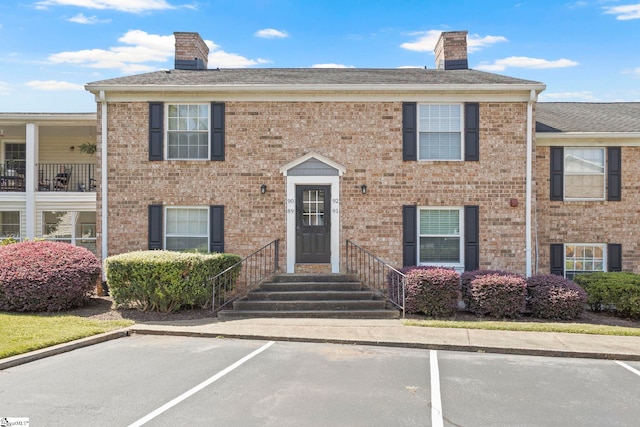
left=260, top=184, right=267, bottom=194
left=361, top=184, right=367, bottom=194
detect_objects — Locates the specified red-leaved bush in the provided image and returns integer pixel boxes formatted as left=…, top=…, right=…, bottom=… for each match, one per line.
left=526, top=274, right=587, bottom=320
left=389, top=266, right=439, bottom=313
left=0, top=241, right=100, bottom=312
left=469, top=273, right=527, bottom=318
left=405, top=267, right=460, bottom=317
left=461, top=270, right=522, bottom=310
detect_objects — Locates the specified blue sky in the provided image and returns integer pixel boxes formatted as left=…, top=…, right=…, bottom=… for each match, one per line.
left=0, top=0, right=639, bottom=112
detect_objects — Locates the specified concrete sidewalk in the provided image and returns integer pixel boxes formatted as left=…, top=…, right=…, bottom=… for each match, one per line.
left=129, top=318, right=640, bottom=361
left=2, top=318, right=640, bottom=371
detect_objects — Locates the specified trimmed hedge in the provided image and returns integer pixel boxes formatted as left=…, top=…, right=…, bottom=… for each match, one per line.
left=468, top=273, right=527, bottom=318
left=105, top=250, right=241, bottom=313
left=526, top=274, right=587, bottom=320
left=404, top=267, right=460, bottom=317
left=461, top=270, right=521, bottom=311
left=574, top=272, right=640, bottom=319
left=0, top=241, right=101, bottom=312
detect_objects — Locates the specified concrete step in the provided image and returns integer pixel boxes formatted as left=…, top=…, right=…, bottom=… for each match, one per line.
left=269, top=274, right=357, bottom=283
left=258, top=282, right=363, bottom=292
left=246, top=291, right=376, bottom=301
left=217, top=309, right=400, bottom=320
left=232, top=300, right=387, bottom=311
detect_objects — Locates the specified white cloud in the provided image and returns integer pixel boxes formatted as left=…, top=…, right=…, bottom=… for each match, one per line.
left=623, top=67, right=640, bottom=77
left=67, top=13, right=108, bottom=24
left=26, top=80, right=85, bottom=91
left=47, top=30, right=266, bottom=72
left=35, top=0, right=177, bottom=13
left=603, top=3, right=640, bottom=20
left=0, top=81, right=11, bottom=95
left=311, top=63, right=355, bottom=68
left=255, top=28, right=289, bottom=39
left=476, top=56, right=579, bottom=71
left=538, top=91, right=597, bottom=101
left=400, top=30, right=507, bottom=53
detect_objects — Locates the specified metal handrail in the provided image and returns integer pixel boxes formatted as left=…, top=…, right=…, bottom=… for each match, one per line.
left=345, top=239, right=406, bottom=317
left=212, top=239, right=280, bottom=313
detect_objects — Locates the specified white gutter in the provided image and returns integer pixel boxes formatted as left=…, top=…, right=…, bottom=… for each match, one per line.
left=526, top=89, right=535, bottom=277
left=100, top=90, right=108, bottom=272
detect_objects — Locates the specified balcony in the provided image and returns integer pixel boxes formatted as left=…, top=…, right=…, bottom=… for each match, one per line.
left=0, top=162, right=96, bottom=192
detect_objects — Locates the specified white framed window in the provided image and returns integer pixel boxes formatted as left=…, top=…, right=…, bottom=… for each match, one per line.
left=0, top=211, right=20, bottom=239
left=42, top=211, right=96, bottom=253
left=564, top=148, right=605, bottom=200
left=165, top=207, right=209, bottom=252
left=418, top=104, right=463, bottom=160
left=564, top=243, right=606, bottom=280
left=166, top=104, right=209, bottom=160
left=418, top=207, right=464, bottom=268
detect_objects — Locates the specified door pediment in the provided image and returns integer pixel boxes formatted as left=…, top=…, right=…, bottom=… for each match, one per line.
left=279, top=152, right=346, bottom=177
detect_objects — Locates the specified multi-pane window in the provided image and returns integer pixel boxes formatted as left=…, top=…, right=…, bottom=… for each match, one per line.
left=565, top=244, right=605, bottom=280
left=418, top=104, right=463, bottom=160
left=4, top=143, right=26, bottom=173
left=42, top=211, right=96, bottom=253
left=167, top=104, right=209, bottom=160
left=165, top=207, right=208, bottom=252
left=419, top=208, right=463, bottom=265
left=0, top=211, right=20, bottom=239
left=302, top=189, right=325, bottom=226
left=564, top=148, right=605, bottom=200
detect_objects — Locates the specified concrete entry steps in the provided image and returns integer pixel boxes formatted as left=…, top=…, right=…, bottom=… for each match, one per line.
left=216, top=273, right=400, bottom=320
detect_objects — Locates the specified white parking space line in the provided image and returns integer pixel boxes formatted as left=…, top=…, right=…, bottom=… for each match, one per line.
left=128, top=341, right=275, bottom=427
left=430, top=350, right=444, bottom=427
left=616, top=361, right=640, bottom=377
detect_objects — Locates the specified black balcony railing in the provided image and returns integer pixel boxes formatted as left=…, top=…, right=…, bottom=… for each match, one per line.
left=37, top=163, right=96, bottom=192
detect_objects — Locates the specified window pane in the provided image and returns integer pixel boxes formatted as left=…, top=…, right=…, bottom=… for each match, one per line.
left=565, top=175, right=605, bottom=199
left=565, top=149, right=604, bottom=173
left=420, top=210, right=459, bottom=235
left=419, top=133, right=461, bottom=160
left=419, top=105, right=461, bottom=132
left=420, top=237, right=460, bottom=263
left=43, top=211, right=73, bottom=239
left=565, top=243, right=606, bottom=278
left=165, top=208, right=208, bottom=252
left=167, top=104, right=209, bottom=159
left=0, top=211, right=20, bottom=238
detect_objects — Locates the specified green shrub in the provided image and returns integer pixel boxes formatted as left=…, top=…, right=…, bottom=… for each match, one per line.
left=404, top=267, right=460, bottom=317
left=574, top=272, right=640, bottom=319
left=1, top=237, right=18, bottom=246
left=105, top=250, right=241, bottom=312
left=0, top=241, right=100, bottom=312
left=468, top=273, right=527, bottom=318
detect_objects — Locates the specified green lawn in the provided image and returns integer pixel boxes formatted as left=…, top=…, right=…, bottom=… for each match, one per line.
left=404, top=319, right=640, bottom=336
left=0, top=313, right=133, bottom=359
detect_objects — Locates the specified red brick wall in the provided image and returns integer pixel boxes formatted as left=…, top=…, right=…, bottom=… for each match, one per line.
left=98, top=100, right=531, bottom=273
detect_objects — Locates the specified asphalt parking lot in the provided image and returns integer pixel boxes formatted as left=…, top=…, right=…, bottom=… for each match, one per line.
left=1, top=335, right=639, bottom=426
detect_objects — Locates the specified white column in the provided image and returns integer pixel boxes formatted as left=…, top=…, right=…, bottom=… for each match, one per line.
left=25, top=123, right=38, bottom=239
left=100, top=91, right=108, bottom=268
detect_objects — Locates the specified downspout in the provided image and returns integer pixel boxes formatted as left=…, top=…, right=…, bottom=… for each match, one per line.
left=100, top=90, right=108, bottom=273
left=525, top=89, right=535, bottom=277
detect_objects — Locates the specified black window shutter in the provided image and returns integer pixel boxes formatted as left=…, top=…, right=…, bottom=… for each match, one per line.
left=210, top=205, right=225, bottom=253
left=464, top=103, right=480, bottom=161
left=402, top=205, right=417, bottom=266
left=464, top=206, right=479, bottom=271
left=402, top=102, right=417, bottom=161
left=211, top=102, right=225, bottom=161
left=550, top=244, right=564, bottom=276
left=607, top=147, right=621, bottom=201
left=550, top=146, right=564, bottom=201
left=148, top=204, right=163, bottom=250
left=607, top=243, right=622, bottom=272
left=149, top=102, right=164, bottom=161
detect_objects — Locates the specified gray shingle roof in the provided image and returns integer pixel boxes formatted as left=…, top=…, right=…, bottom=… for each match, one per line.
left=537, top=102, right=640, bottom=133
left=86, top=67, right=542, bottom=87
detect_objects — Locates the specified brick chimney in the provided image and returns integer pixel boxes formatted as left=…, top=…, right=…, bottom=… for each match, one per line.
left=174, top=32, right=209, bottom=70
left=434, top=31, right=468, bottom=70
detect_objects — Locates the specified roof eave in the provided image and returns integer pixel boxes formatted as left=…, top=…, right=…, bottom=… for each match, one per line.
left=85, top=83, right=546, bottom=94
left=537, top=131, right=640, bottom=139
